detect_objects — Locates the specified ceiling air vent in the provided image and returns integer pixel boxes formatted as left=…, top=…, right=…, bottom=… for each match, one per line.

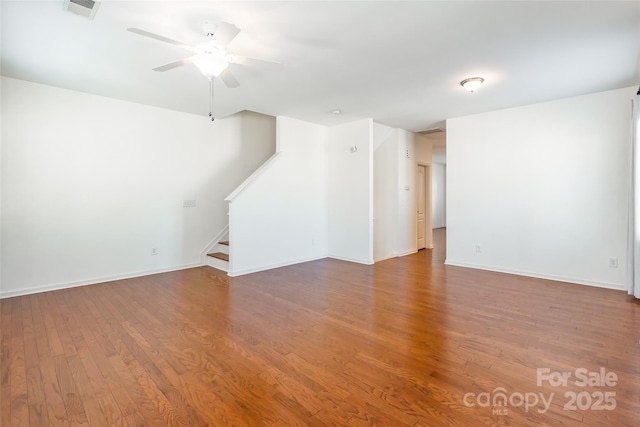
left=418, top=128, right=446, bottom=135
left=63, top=0, right=100, bottom=20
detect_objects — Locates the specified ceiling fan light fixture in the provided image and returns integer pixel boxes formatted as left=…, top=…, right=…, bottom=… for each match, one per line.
left=192, top=53, right=229, bottom=79
left=460, top=77, right=484, bottom=93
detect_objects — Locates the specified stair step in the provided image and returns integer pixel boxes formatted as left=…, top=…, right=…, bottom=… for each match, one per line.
left=219, top=241, right=229, bottom=246
left=207, top=252, right=229, bottom=262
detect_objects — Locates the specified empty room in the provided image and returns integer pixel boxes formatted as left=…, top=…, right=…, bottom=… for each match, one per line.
left=1, top=1, right=639, bottom=426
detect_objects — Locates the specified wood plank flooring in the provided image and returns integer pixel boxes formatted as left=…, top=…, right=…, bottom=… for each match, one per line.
left=1, top=229, right=639, bottom=426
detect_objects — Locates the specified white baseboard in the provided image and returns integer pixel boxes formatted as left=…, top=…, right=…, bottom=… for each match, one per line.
left=394, top=249, right=418, bottom=257
left=227, top=255, right=328, bottom=277
left=373, top=254, right=396, bottom=262
left=374, top=248, right=424, bottom=263
left=328, top=255, right=374, bottom=265
left=444, top=260, right=626, bottom=291
left=0, top=262, right=203, bottom=299
left=206, top=263, right=228, bottom=273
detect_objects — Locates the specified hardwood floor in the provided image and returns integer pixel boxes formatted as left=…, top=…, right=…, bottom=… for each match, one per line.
left=1, top=228, right=639, bottom=426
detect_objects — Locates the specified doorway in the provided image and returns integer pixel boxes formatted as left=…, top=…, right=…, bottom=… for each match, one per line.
left=417, top=164, right=431, bottom=250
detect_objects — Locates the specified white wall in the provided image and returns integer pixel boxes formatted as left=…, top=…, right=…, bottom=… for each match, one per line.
left=1, top=77, right=275, bottom=297
left=427, top=132, right=446, bottom=165
left=415, top=134, right=433, bottom=165
left=446, top=86, right=634, bottom=290
left=396, top=129, right=419, bottom=256
left=432, top=163, right=446, bottom=229
left=373, top=126, right=431, bottom=261
left=373, top=123, right=398, bottom=261
left=328, top=119, right=374, bottom=264
left=227, top=116, right=328, bottom=276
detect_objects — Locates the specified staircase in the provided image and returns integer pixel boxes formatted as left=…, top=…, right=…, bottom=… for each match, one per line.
left=206, top=240, right=229, bottom=272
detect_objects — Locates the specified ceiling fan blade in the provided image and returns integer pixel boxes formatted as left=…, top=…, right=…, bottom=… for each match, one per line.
left=127, top=28, right=195, bottom=52
left=220, top=68, right=240, bottom=88
left=230, top=55, right=283, bottom=72
left=152, top=58, right=193, bottom=72
left=210, top=22, right=241, bottom=49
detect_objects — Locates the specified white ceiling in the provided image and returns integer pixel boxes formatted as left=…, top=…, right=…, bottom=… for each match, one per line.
left=2, top=1, right=639, bottom=131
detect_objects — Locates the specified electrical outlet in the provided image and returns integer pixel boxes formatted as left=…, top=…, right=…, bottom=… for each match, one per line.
left=151, top=247, right=158, bottom=256
left=609, top=257, right=618, bottom=268
left=475, top=245, right=481, bottom=253
left=183, top=200, right=196, bottom=208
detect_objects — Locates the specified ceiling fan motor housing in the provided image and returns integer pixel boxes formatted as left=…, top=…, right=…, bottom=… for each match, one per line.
left=203, top=22, right=217, bottom=37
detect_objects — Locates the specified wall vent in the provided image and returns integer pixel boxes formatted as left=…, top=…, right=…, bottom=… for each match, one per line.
left=63, top=0, right=100, bottom=20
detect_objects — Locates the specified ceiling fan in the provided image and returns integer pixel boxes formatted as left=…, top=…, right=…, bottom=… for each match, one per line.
left=127, top=22, right=281, bottom=119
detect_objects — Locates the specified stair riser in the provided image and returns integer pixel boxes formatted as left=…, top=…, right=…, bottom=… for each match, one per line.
left=206, top=256, right=229, bottom=272
left=217, top=244, right=229, bottom=255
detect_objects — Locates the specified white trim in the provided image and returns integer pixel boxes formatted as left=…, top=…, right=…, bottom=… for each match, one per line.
left=207, top=264, right=228, bottom=273
left=227, top=255, right=328, bottom=277
left=394, top=249, right=418, bottom=257
left=200, top=225, right=229, bottom=264
left=444, top=260, right=626, bottom=291
left=328, top=255, right=374, bottom=265
left=375, top=248, right=423, bottom=263
left=225, top=152, right=282, bottom=201
left=205, top=256, right=229, bottom=272
left=0, top=262, right=203, bottom=299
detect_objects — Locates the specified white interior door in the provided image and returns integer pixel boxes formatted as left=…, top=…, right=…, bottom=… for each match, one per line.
left=417, top=164, right=426, bottom=249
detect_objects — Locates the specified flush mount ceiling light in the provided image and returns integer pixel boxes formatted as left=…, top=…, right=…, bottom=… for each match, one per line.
left=460, top=77, right=484, bottom=93
left=330, top=109, right=342, bottom=115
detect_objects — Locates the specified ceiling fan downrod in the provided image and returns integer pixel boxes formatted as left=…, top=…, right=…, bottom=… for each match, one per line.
left=209, top=78, right=215, bottom=122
